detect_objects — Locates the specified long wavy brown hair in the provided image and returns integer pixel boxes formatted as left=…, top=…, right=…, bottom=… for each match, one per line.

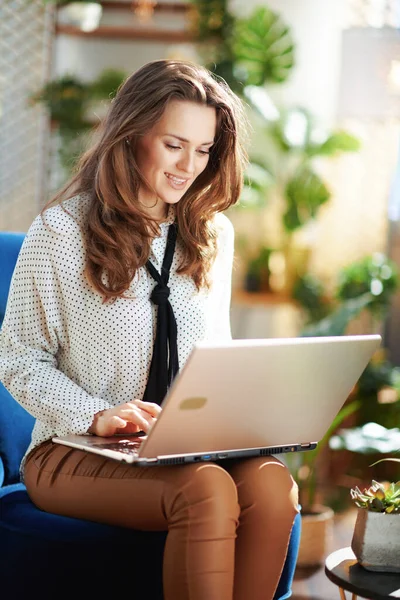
left=42, top=59, right=249, bottom=301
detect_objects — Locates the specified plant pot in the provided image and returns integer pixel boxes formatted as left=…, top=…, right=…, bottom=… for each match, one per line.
left=351, top=507, right=400, bottom=573
left=296, top=504, right=334, bottom=567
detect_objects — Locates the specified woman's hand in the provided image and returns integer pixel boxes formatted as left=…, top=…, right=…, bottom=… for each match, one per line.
left=88, top=399, right=161, bottom=437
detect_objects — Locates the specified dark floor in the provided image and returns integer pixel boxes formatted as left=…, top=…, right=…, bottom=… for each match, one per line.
left=291, top=508, right=359, bottom=600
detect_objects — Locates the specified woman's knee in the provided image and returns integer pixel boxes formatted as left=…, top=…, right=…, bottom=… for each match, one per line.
left=164, top=463, right=240, bottom=525
left=229, top=457, right=299, bottom=515
left=261, top=458, right=298, bottom=506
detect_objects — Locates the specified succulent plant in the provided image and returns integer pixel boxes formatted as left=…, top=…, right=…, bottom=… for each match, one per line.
left=350, top=480, right=400, bottom=514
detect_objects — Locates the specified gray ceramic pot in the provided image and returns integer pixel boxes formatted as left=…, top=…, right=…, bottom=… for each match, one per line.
left=351, top=507, right=400, bottom=573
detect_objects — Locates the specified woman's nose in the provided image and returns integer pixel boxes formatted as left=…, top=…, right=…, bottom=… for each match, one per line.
left=177, top=152, right=195, bottom=174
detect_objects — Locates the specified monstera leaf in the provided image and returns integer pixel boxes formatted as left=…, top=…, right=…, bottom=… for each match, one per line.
left=233, top=6, right=295, bottom=86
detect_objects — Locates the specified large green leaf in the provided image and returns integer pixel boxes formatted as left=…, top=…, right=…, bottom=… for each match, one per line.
left=306, top=131, right=361, bottom=158
left=233, top=6, right=295, bottom=86
left=283, top=165, right=330, bottom=232
left=301, top=293, right=373, bottom=337
left=239, top=161, right=273, bottom=208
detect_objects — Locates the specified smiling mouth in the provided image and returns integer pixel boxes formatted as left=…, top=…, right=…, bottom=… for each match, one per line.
left=165, top=173, right=189, bottom=185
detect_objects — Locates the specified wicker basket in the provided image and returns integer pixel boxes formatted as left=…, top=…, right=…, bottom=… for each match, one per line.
left=296, top=504, right=334, bottom=567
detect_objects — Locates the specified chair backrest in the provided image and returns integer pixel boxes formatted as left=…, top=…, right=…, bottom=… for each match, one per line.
left=0, top=231, right=35, bottom=486
left=0, top=232, right=26, bottom=325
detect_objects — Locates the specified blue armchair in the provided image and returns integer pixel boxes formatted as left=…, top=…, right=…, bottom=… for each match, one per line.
left=0, top=231, right=301, bottom=599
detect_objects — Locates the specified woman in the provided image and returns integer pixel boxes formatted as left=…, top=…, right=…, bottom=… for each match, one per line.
left=0, top=59, right=299, bottom=600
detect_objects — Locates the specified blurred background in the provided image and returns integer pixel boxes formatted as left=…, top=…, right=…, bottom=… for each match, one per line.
left=1, top=0, right=400, bottom=589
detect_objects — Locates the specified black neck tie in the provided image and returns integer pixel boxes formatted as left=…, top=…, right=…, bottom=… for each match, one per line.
left=142, top=223, right=179, bottom=405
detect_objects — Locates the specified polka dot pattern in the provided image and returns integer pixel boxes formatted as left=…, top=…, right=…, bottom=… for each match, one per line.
left=0, top=195, right=234, bottom=474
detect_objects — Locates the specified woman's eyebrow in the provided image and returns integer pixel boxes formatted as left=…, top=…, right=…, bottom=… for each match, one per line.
left=164, top=134, right=214, bottom=146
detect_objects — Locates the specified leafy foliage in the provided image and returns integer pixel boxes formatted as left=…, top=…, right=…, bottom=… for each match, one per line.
left=297, top=253, right=400, bottom=337
left=191, top=0, right=238, bottom=90
left=290, top=256, right=400, bottom=508
left=286, top=398, right=361, bottom=508
left=30, top=69, right=126, bottom=171
left=29, top=75, right=88, bottom=131
left=308, top=130, right=361, bottom=157
left=192, top=1, right=295, bottom=93
left=266, top=108, right=360, bottom=234
left=283, top=164, right=330, bottom=232
left=301, top=293, right=373, bottom=337
left=292, top=274, right=331, bottom=324
left=350, top=478, right=400, bottom=514
left=30, top=69, right=125, bottom=128
left=232, top=6, right=295, bottom=86
left=89, top=68, right=126, bottom=100
left=336, top=253, right=399, bottom=320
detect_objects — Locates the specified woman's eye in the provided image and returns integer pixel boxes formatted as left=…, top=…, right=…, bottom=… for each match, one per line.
left=166, top=144, right=181, bottom=150
left=197, top=150, right=210, bottom=156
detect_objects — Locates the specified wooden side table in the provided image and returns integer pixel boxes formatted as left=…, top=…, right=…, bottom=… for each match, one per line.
left=325, top=547, right=400, bottom=600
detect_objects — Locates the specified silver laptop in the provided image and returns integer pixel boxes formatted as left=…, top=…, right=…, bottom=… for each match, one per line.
left=53, top=334, right=381, bottom=466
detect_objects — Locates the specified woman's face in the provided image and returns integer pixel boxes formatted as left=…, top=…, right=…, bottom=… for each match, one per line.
left=135, top=99, right=217, bottom=219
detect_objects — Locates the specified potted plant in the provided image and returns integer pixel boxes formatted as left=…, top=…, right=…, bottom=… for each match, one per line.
left=286, top=254, right=400, bottom=567
left=285, top=397, right=361, bottom=567
left=29, top=68, right=126, bottom=175
left=350, top=458, right=400, bottom=573
left=244, top=246, right=273, bottom=293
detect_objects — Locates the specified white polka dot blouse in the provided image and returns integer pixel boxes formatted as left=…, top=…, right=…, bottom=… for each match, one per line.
left=0, top=195, right=234, bottom=474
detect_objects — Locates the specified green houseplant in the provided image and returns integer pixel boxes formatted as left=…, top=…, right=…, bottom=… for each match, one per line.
left=29, top=68, right=126, bottom=174
left=284, top=396, right=361, bottom=567
left=350, top=458, right=400, bottom=572
left=253, top=106, right=360, bottom=295
left=351, top=477, right=400, bottom=514
left=192, top=1, right=361, bottom=294
left=286, top=253, right=400, bottom=566
left=192, top=1, right=295, bottom=95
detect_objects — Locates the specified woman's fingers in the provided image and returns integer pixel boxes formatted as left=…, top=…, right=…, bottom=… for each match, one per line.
left=94, top=414, right=131, bottom=437
left=125, top=409, right=151, bottom=432
left=92, top=401, right=160, bottom=437
left=118, top=407, right=153, bottom=429
left=98, top=408, right=149, bottom=435
left=110, top=415, right=128, bottom=429
left=133, top=399, right=162, bottom=417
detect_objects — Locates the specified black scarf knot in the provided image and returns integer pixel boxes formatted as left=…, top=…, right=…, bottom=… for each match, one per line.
left=150, top=283, right=170, bottom=305
left=142, top=223, right=179, bottom=406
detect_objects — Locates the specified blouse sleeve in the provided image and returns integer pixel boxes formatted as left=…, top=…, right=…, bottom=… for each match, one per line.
left=0, top=216, right=112, bottom=436
left=205, top=213, right=235, bottom=342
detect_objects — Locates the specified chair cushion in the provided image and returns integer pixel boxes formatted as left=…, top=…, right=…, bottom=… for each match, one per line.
left=0, top=484, right=166, bottom=599
left=0, top=483, right=166, bottom=543
left=0, top=383, right=34, bottom=485
left=0, top=232, right=33, bottom=485
left=0, top=457, right=4, bottom=487
left=0, top=231, right=25, bottom=325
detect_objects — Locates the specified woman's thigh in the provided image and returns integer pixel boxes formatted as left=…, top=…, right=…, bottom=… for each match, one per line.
left=24, top=440, right=239, bottom=531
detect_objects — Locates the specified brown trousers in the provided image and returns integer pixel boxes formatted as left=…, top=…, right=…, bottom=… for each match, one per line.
left=24, top=441, right=299, bottom=600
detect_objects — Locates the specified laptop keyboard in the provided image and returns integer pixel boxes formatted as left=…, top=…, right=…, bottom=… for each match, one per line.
left=95, top=441, right=141, bottom=455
